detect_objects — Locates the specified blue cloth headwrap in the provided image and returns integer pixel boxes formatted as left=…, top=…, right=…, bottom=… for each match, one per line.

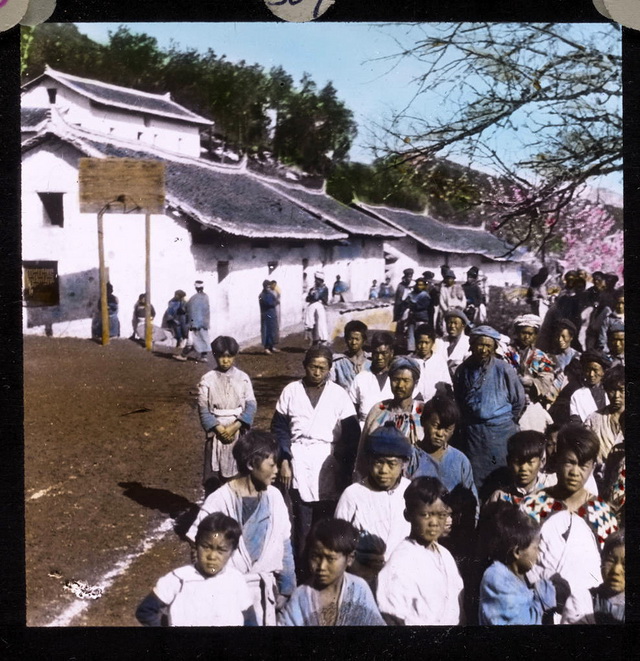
left=470, top=325, right=502, bottom=341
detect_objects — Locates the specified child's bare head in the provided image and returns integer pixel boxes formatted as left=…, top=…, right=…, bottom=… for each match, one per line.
left=483, top=502, right=541, bottom=575
left=404, top=477, right=451, bottom=547
left=305, top=519, right=359, bottom=590
left=194, top=512, right=241, bottom=577
left=507, top=431, right=545, bottom=490
left=601, top=529, right=625, bottom=595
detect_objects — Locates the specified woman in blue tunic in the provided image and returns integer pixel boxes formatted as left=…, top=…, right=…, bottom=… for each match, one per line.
left=453, top=326, right=525, bottom=500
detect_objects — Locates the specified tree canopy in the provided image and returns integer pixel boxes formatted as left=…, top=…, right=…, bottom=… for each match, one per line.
left=370, top=22, right=622, bottom=257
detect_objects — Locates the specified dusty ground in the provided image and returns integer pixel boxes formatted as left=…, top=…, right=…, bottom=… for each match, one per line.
left=24, top=332, right=312, bottom=627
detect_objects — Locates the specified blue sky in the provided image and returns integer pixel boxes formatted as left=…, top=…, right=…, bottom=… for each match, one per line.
left=75, top=22, right=622, bottom=196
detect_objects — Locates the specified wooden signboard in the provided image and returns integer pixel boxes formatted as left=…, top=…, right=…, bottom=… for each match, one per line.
left=78, top=158, right=165, bottom=349
left=79, top=158, right=165, bottom=214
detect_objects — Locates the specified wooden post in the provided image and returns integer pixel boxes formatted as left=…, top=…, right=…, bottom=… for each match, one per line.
left=98, top=208, right=109, bottom=346
left=145, top=213, right=152, bottom=351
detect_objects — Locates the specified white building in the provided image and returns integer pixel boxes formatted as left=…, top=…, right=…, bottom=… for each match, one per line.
left=21, top=69, right=402, bottom=342
left=22, top=66, right=212, bottom=158
left=21, top=68, right=525, bottom=344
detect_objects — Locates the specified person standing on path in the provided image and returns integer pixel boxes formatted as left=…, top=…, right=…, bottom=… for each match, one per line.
left=175, top=280, right=211, bottom=362
left=259, top=280, right=280, bottom=355
left=393, top=268, right=413, bottom=353
left=162, top=289, right=189, bottom=349
left=271, top=345, right=360, bottom=575
left=304, top=272, right=330, bottom=346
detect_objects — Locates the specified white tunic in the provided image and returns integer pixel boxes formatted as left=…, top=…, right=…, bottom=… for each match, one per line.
left=334, top=477, right=411, bottom=560
left=276, top=380, right=356, bottom=502
left=570, top=387, right=609, bottom=423
left=526, top=510, right=602, bottom=599
left=376, top=538, right=464, bottom=625
left=348, top=370, right=393, bottom=426
left=154, top=564, right=252, bottom=627
left=411, top=350, right=452, bottom=402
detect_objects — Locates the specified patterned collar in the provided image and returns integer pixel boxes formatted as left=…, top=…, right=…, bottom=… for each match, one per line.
left=521, top=490, right=618, bottom=548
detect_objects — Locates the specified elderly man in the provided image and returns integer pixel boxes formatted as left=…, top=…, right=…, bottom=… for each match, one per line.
left=453, top=325, right=526, bottom=499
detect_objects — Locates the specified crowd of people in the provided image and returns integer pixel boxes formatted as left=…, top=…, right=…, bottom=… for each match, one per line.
left=132, top=265, right=624, bottom=627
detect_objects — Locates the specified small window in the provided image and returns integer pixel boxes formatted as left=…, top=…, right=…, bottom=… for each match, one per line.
left=137, top=132, right=143, bottom=140
left=143, top=116, right=151, bottom=128
left=47, top=88, right=57, bottom=104
left=38, top=192, right=64, bottom=227
left=217, top=261, right=229, bottom=282
left=268, top=260, right=279, bottom=274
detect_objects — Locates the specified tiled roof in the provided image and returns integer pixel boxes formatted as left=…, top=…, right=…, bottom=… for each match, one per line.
left=357, top=202, right=517, bottom=261
left=22, top=127, right=346, bottom=241
left=22, top=67, right=212, bottom=126
left=259, top=179, right=404, bottom=239
left=21, top=107, right=50, bottom=129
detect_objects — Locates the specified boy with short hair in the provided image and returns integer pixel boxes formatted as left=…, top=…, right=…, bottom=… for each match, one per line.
left=487, top=431, right=553, bottom=506
left=376, top=477, right=465, bottom=625
left=136, top=512, right=255, bottom=626
left=330, top=320, right=370, bottom=390
left=277, top=519, right=385, bottom=626
left=520, top=425, right=618, bottom=613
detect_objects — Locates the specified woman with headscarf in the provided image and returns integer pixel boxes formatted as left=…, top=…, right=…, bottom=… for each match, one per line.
left=353, top=356, right=425, bottom=481
left=453, top=326, right=526, bottom=500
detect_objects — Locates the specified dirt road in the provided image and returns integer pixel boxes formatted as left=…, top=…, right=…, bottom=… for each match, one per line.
left=24, top=333, right=312, bottom=626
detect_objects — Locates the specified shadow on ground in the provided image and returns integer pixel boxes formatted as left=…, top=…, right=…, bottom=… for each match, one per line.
left=118, top=481, right=200, bottom=539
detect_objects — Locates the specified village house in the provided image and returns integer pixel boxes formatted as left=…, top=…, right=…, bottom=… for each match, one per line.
left=21, top=68, right=403, bottom=342
left=21, top=68, right=525, bottom=344
left=355, top=202, right=525, bottom=289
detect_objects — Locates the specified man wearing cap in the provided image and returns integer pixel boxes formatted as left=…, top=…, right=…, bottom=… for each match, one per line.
left=605, top=319, right=624, bottom=368
left=335, top=421, right=412, bottom=563
left=404, top=277, right=432, bottom=353
left=462, top=267, right=484, bottom=325
left=393, top=269, right=414, bottom=351
left=422, top=271, right=438, bottom=328
left=453, top=325, right=525, bottom=499
left=504, top=314, right=556, bottom=406
left=437, top=269, right=466, bottom=336
left=437, top=308, right=471, bottom=378
left=175, top=281, right=211, bottom=361
left=304, top=272, right=329, bottom=345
